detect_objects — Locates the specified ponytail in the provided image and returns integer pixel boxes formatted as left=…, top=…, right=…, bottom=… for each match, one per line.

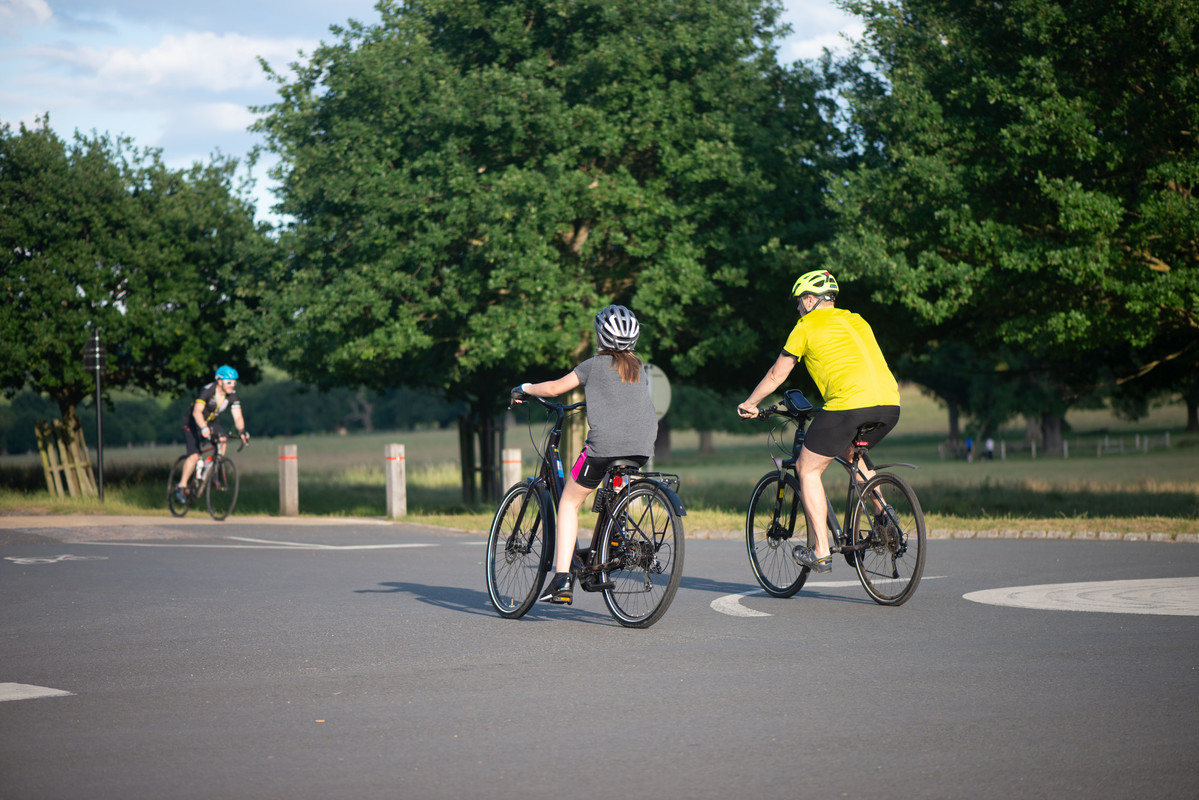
left=600, top=350, right=643, bottom=384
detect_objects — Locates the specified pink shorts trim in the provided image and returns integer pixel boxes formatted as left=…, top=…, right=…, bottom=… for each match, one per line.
left=570, top=445, right=590, bottom=482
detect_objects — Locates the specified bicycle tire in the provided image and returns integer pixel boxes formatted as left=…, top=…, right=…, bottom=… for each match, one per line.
left=745, top=471, right=809, bottom=597
left=849, top=472, right=926, bottom=606
left=485, top=481, right=552, bottom=619
left=167, top=455, right=193, bottom=517
left=206, top=456, right=239, bottom=521
left=599, top=482, right=684, bottom=628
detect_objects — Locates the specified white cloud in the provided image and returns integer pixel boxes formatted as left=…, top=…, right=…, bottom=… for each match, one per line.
left=82, top=31, right=314, bottom=92
left=0, top=0, right=53, bottom=33
left=780, top=22, right=866, bottom=62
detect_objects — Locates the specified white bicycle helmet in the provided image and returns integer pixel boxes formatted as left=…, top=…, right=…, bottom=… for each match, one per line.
left=595, top=305, right=640, bottom=351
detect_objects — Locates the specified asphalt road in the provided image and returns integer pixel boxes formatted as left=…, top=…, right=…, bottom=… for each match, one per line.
left=2, top=518, right=1197, bottom=800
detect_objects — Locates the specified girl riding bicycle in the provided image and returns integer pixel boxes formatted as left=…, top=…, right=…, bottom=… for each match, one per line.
left=511, top=305, right=658, bottom=606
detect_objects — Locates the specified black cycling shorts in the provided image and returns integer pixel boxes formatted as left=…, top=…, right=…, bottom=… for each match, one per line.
left=569, top=446, right=649, bottom=490
left=183, top=420, right=226, bottom=456
left=803, top=405, right=900, bottom=459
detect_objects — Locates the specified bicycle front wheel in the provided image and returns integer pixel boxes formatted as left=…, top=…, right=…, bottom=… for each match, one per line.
left=599, top=482, right=684, bottom=628
left=206, top=457, right=239, bottom=521
left=850, top=472, right=926, bottom=606
left=745, top=471, right=808, bottom=597
left=167, top=456, right=192, bottom=517
left=485, top=481, right=552, bottom=619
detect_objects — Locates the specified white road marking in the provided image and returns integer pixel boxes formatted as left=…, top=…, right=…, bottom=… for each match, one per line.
left=3, top=554, right=109, bottom=565
left=80, top=539, right=437, bottom=550
left=711, top=590, right=772, bottom=617
left=711, top=577, right=945, bottom=617
left=964, top=577, right=1199, bottom=616
left=0, top=683, right=73, bottom=702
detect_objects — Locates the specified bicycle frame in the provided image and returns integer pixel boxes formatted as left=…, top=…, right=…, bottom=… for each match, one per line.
left=516, top=395, right=685, bottom=586
left=769, top=391, right=915, bottom=556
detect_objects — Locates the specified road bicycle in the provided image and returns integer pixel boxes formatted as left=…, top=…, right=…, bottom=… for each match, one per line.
left=485, top=393, right=686, bottom=628
left=745, top=390, right=926, bottom=605
left=167, top=438, right=245, bottom=521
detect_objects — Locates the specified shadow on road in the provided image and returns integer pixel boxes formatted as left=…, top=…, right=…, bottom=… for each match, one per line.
left=355, top=580, right=625, bottom=624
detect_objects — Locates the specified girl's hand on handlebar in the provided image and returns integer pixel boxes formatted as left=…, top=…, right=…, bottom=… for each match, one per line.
left=509, top=385, right=529, bottom=408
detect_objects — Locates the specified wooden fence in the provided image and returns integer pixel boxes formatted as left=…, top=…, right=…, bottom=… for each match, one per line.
left=34, top=420, right=98, bottom=498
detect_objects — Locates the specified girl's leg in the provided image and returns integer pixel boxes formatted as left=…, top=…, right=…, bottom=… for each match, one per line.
left=554, top=477, right=592, bottom=573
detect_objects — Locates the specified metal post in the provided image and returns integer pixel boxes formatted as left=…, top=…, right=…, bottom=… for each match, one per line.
left=84, top=329, right=106, bottom=501
left=385, top=443, right=407, bottom=518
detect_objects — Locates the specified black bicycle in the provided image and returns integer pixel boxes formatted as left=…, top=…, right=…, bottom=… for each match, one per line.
left=745, top=389, right=926, bottom=605
left=485, top=394, right=686, bottom=628
left=167, top=438, right=244, bottom=521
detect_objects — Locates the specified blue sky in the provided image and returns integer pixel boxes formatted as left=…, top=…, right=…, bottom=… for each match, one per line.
left=0, top=1, right=861, bottom=223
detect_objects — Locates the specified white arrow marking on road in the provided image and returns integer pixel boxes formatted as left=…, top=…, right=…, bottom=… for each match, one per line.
left=964, top=577, right=1199, bottom=616
left=0, top=683, right=73, bottom=702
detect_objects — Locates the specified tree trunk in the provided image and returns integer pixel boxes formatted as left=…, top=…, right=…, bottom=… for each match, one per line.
left=654, top=416, right=672, bottom=461
left=1025, top=415, right=1042, bottom=445
left=458, top=402, right=507, bottom=506
left=698, top=430, right=716, bottom=456
left=946, top=398, right=961, bottom=443
left=1040, top=411, right=1064, bottom=454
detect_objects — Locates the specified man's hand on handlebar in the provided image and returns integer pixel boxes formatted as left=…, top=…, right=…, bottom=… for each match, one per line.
left=736, top=401, right=760, bottom=419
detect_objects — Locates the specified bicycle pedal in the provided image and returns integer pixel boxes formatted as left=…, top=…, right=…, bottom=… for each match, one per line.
left=581, top=580, right=615, bottom=592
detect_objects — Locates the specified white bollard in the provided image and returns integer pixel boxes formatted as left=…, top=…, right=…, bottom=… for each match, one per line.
left=502, top=448, right=522, bottom=490
left=279, top=444, right=298, bottom=516
left=385, top=443, right=407, bottom=518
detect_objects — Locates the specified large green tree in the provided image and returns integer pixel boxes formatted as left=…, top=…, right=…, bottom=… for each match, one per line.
left=0, top=118, right=275, bottom=486
left=814, top=0, right=1199, bottom=449
left=249, top=0, right=839, bottom=500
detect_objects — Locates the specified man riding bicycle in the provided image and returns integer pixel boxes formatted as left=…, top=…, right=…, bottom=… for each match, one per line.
left=173, top=365, right=250, bottom=503
left=737, top=270, right=901, bottom=573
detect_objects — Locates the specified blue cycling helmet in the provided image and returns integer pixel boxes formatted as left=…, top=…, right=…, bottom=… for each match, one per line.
left=214, top=365, right=239, bottom=380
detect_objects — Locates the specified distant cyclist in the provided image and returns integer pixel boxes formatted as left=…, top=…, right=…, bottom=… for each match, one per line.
left=173, top=365, right=250, bottom=503
left=737, top=270, right=900, bottom=574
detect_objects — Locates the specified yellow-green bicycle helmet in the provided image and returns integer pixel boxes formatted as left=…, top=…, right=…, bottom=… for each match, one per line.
left=790, top=270, right=839, bottom=299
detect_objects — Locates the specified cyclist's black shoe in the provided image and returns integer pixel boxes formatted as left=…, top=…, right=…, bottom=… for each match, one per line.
left=539, top=573, right=573, bottom=605
left=793, top=545, right=832, bottom=574
left=173, top=486, right=189, bottom=504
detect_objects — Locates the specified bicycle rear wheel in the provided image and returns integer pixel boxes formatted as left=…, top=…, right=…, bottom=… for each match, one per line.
left=599, top=482, right=684, bottom=628
left=167, top=456, right=193, bottom=517
left=850, top=472, right=926, bottom=606
left=745, top=471, right=808, bottom=597
left=485, top=481, right=552, bottom=619
left=206, top=456, right=239, bottom=521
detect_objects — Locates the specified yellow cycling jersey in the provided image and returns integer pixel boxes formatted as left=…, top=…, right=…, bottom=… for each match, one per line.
left=782, top=307, right=900, bottom=411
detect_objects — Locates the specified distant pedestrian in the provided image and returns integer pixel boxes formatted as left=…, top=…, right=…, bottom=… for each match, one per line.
left=965, top=437, right=973, bottom=463
left=985, top=437, right=995, bottom=461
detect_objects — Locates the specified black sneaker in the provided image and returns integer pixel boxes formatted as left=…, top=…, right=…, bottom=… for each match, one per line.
left=539, top=573, right=573, bottom=605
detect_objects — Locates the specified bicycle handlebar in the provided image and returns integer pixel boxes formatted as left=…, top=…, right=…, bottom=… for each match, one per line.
left=508, top=389, right=586, bottom=415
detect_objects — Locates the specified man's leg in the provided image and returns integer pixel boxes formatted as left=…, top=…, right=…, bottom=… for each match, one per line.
left=796, top=446, right=836, bottom=559
left=178, top=453, right=199, bottom=488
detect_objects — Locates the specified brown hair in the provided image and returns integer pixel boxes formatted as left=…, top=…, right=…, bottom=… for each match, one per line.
left=600, top=350, right=643, bottom=384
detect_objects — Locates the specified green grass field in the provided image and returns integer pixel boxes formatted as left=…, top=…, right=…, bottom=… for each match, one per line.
left=2, top=386, right=1196, bottom=535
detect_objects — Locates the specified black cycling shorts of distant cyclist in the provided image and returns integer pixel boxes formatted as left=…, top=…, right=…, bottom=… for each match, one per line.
left=183, top=420, right=227, bottom=456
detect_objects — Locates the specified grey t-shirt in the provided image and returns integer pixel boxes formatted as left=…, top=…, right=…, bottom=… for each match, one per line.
left=572, top=354, right=658, bottom=458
